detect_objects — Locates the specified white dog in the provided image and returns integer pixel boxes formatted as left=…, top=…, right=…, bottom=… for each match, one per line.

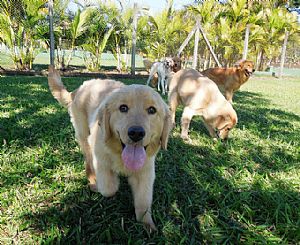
left=146, top=58, right=174, bottom=95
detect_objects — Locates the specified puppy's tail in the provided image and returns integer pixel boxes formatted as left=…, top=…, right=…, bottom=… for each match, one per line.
left=48, top=65, right=72, bottom=108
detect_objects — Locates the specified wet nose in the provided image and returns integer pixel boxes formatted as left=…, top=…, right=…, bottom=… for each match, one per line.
left=128, top=126, right=145, bottom=142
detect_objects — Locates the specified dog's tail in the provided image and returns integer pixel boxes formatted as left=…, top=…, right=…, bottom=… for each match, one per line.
left=48, top=65, right=72, bottom=108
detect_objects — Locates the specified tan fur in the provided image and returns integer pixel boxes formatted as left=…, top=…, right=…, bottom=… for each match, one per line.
left=143, top=58, right=154, bottom=73
left=146, top=57, right=182, bottom=88
left=149, top=73, right=159, bottom=88
left=48, top=65, right=172, bottom=230
left=168, top=69, right=237, bottom=140
left=172, top=56, right=182, bottom=73
left=202, top=60, right=255, bottom=103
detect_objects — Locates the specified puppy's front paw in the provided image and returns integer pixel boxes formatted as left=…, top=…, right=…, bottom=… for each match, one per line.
left=99, top=184, right=118, bottom=197
left=88, top=183, right=98, bottom=192
left=141, top=213, right=157, bottom=232
left=144, top=219, right=157, bottom=233
left=97, top=176, right=119, bottom=197
left=181, top=134, right=191, bottom=142
left=136, top=209, right=157, bottom=232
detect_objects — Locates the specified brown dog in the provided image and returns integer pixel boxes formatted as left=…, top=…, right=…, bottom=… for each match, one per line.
left=169, top=69, right=237, bottom=140
left=143, top=58, right=154, bottom=73
left=147, top=57, right=182, bottom=89
left=149, top=73, right=159, bottom=88
left=172, top=56, right=182, bottom=73
left=48, top=66, right=172, bottom=230
left=202, top=60, right=255, bottom=103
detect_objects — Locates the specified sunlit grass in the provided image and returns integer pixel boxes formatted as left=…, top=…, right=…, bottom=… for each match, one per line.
left=0, top=75, right=299, bottom=243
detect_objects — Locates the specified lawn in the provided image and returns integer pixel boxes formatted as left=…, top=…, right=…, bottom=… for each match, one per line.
left=0, top=51, right=145, bottom=70
left=0, top=74, right=299, bottom=244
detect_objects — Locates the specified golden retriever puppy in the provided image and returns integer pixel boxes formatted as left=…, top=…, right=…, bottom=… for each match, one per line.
left=147, top=57, right=181, bottom=90
left=202, top=60, right=255, bottom=103
left=172, top=56, right=182, bottom=73
left=48, top=66, right=171, bottom=230
left=168, top=69, right=237, bottom=140
left=143, top=58, right=154, bottom=73
left=149, top=73, right=159, bottom=88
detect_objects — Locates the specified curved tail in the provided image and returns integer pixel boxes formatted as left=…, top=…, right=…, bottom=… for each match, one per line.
left=48, top=65, right=72, bottom=108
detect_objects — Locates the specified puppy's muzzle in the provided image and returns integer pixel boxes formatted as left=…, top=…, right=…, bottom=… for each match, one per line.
left=128, top=126, right=145, bottom=142
left=245, top=69, right=255, bottom=77
left=215, top=129, right=221, bottom=139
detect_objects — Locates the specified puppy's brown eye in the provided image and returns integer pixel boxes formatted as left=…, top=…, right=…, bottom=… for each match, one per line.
left=147, top=106, right=156, bottom=114
left=119, top=104, right=128, bottom=113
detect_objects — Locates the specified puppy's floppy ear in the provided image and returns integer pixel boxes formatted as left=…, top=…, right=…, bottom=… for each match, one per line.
left=161, top=105, right=172, bottom=150
left=229, top=109, right=238, bottom=126
left=97, top=102, right=112, bottom=142
left=234, top=59, right=244, bottom=69
left=214, top=115, right=228, bottom=129
left=215, top=112, right=238, bottom=129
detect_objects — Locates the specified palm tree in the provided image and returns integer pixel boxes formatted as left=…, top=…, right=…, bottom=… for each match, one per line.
left=257, top=6, right=298, bottom=70
left=80, top=2, right=117, bottom=71
left=0, top=0, right=48, bottom=70
left=109, top=6, right=134, bottom=72
left=139, top=0, right=191, bottom=60
left=65, top=7, right=93, bottom=67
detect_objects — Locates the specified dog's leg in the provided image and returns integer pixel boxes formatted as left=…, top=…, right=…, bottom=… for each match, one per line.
left=146, top=65, right=156, bottom=86
left=161, top=74, right=166, bottom=95
left=169, top=92, right=179, bottom=127
left=128, top=165, right=156, bottom=231
left=146, top=74, right=153, bottom=86
left=225, top=90, right=234, bottom=103
left=82, top=141, right=96, bottom=190
left=95, top=165, right=120, bottom=197
left=181, top=107, right=194, bottom=140
left=71, top=109, right=96, bottom=190
left=164, top=74, right=169, bottom=94
left=164, top=78, right=169, bottom=94
left=157, top=74, right=161, bottom=92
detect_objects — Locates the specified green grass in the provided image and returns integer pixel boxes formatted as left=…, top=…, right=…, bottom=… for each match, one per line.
left=0, top=75, right=299, bottom=244
left=0, top=51, right=145, bottom=70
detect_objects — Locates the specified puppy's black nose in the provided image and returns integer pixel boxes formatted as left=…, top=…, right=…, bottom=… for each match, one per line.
left=128, top=126, right=145, bottom=142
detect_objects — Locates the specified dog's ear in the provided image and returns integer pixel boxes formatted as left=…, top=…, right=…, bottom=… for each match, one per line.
left=214, top=115, right=228, bottom=130
left=234, top=59, right=244, bottom=69
left=229, top=109, right=238, bottom=126
left=97, top=102, right=112, bottom=142
left=215, top=112, right=237, bottom=130
left=161, top=106, right=172, bottom=150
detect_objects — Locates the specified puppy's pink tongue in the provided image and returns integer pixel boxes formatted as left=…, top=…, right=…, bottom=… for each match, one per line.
left=121, top=145, right=146, bottom=171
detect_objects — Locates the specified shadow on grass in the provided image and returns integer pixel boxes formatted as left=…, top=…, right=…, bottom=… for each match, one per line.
left=1, top=77, right=299, bottom=243
left=18, top=136, right=300, bottom=243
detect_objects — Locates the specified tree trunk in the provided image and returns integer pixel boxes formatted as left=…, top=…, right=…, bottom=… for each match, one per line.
left=256, top=49, right=262, bottom=70
left=242, top=24, right=250, bottom=60
left=258, top=50, right=264, bottom=71
left=124, top=40, right=128, bottom=69
left=192, top=28, right=200, bottom=69
left=48, top=0, right=55, bottom=66
left=131, top=2, right=138, bottom=75
left=278, top=30, right=289, bottom=79
left=116, top=42, right=121, bottom=72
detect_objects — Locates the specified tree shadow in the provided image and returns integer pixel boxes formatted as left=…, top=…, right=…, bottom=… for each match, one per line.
left=19, top=135, right=300, bottom=243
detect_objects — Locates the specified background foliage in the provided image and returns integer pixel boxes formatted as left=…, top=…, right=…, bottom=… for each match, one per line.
left=0, top=0, right=299, bottom=71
